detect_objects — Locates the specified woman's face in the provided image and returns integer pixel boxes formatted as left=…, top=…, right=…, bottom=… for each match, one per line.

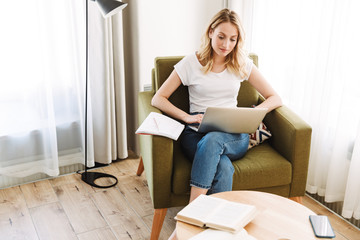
left=209, top=22, right=238, bottom=58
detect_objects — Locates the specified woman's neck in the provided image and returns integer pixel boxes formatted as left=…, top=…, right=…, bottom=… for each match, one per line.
left=195, top=52, right=227, bottom=73
left=212, top=55, right=226, bottom=73
left=213, top=53, right=226, bottom=64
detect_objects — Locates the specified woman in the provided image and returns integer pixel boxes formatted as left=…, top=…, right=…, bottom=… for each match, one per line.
left=151, top=8, right=282, bottom=239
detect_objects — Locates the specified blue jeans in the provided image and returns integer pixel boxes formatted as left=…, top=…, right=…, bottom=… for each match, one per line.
left=180, top=126, right=249, bottom=194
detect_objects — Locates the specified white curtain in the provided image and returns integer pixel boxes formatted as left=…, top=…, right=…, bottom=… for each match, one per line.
left=343, top=124, right=360, bottom=219
left=0, top=0, right=127, bottom=183
left=230, top=0, right=360, bottom=220
left=89, top=2, right=128, bottom=163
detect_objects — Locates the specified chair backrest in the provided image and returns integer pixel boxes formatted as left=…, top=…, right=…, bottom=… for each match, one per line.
left=152, top=54, right=260, bottom=114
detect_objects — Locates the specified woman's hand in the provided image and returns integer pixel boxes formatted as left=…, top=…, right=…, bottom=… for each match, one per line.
left=184, top=114, right=203, bottom=124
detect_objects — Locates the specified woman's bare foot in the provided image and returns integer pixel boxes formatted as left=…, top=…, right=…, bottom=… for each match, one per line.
left=189, top=186, right=208, bottom=203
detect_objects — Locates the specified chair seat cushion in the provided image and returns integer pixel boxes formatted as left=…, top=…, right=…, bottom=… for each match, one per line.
left=172, top=142, right=292, bottom=195
left=232, top=143, right=292, bottom=190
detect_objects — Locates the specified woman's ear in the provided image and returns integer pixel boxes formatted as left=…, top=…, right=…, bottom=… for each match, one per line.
left=208, top=29, right=214, bottom=38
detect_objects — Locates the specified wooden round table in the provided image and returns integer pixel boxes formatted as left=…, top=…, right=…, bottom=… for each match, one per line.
left=176, top=191, right=320, bottom=240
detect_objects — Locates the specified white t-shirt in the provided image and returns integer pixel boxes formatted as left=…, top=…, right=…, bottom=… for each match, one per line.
left=174, top=52, right=253, bottom=113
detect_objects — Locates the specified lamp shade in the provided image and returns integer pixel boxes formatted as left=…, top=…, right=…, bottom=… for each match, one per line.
left=92, top=0, right=128, bottom=18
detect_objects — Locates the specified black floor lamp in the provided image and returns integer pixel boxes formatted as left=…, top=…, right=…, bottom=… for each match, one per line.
left=81, top=0, right=127, bottom=188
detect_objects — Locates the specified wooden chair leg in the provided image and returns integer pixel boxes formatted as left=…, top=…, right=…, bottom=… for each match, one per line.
left=289, top=196, right=303, bottom=204
left=136, top=156, right=144, bottom=176
left=150, top=208, right=167, bottom=240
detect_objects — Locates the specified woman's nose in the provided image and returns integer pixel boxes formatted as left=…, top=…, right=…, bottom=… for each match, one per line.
left=222, top=39, right=230, bottom=48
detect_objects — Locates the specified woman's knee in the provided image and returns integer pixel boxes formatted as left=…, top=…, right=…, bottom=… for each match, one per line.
left=197, top=132, right=225, bottom=150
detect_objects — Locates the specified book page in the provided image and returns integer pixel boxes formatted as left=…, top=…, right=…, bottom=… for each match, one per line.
left=189, top=228, right=257, bottom=240
left=176, top=194, right=225, bottom=227
left=136, top=114, right=159, bottom=135
left=205, top=200, right=257, bottom=232
left=135, top=112, right=184, bottom=140
left=154, top=113, right=184, bottom=139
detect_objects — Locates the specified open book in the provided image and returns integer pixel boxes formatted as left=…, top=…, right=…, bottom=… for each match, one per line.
left=176, top=194, right=257, bottom=233
left=135, top=112, right=185, bottom=140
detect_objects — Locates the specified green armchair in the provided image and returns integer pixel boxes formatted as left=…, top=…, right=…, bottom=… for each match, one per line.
left=136, top=54, right=312, bottom=240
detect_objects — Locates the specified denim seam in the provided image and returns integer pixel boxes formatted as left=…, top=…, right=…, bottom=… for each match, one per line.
left=223, top=134, right=249, bottom=147
left=190, top=180, right=211, bottom=189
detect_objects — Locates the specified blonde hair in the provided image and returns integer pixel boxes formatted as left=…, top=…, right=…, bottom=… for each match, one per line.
left=198, top=9, right=249, bottom=78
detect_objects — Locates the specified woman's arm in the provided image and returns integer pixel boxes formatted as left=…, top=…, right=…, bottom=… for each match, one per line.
left=151, top=69, right=203, bottom=124
left=247, top=65, right=282, bottom=112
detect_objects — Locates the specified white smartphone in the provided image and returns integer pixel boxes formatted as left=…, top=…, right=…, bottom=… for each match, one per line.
left=309, top=215, right=336, bottom=238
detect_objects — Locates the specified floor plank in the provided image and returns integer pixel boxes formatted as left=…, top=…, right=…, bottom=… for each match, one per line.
left=0, top=186, right=38, bottom=240
left=30, top=202, right=77, bottom=240
left=99, top=159, right=154, bottom=218
left=53, top=181, right=107, bottom=234
left=20, top=180, right=58, bottom=208
left=117, top=175, right=153, bottom=218
left=91, top=188, right=150, bottom=239
left=77, top=227, right=117, bottom=240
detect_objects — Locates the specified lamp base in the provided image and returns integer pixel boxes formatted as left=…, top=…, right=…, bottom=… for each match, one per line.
left=81, top=171, right=118, bottom=188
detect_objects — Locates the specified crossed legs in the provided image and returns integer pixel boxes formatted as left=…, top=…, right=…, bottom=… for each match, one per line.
left=168, top=128, right=249, bottom=240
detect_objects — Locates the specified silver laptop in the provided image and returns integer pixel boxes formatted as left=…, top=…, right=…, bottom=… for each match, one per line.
left=193, top=107, right=268, bottom=134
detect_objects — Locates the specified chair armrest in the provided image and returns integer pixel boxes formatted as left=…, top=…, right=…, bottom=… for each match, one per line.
left=138, top=90, right=158, bottom=122
left=138, top=91, right=174, bottom=208
left=263, top=105, right=312, bottom=197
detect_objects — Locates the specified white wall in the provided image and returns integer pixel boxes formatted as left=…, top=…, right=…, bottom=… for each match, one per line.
left=122, top=0, right=225, bottom=153
left=126, top=0, right=225, bottom=91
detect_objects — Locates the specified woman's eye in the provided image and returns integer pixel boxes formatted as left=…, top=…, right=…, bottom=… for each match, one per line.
left=230, top=39, right=236, bottom=42
left=218, top=35, right=224, bottom=39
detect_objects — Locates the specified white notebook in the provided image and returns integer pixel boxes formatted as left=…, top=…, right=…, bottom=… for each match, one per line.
left=135, top=112, right=184, bottom=140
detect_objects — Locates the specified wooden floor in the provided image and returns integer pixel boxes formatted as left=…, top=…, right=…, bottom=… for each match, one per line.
left=1, top=154, right=359, bottom=240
